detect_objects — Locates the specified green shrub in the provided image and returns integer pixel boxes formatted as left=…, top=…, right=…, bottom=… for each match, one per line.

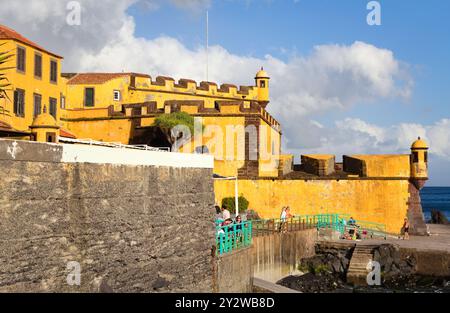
left=221, top=196, right=249, bottom=213
left=314, top=264, right=330, bottom=275
left=153, top=112, right=196, bottom=135
left=298, top=264, right=310, bottom=273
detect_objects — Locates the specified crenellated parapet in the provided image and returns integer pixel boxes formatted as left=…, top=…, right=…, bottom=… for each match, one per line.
left=100, top=98, right=282, bottom=133
left=129, top=74, right=261, bottom=102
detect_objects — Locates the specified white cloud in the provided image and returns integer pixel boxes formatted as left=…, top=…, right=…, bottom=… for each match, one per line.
left=335, top=118, right=386, bottom=146
left=297, top=118, right=450, bottom=162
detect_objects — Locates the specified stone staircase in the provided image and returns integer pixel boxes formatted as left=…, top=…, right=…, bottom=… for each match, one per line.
left=346, top=245, right=377, bottom=286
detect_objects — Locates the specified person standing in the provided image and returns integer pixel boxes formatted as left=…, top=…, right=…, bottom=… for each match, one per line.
left=221, top=205, right=231, bottom=220
left=285, top=207, right=293, bottom=219
left=402, top=217, right=410, bottom=240
left=279, top=207, right=287, bottom=232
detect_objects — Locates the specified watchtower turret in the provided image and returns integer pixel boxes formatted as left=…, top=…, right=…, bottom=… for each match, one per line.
left=410, top=137, right=429, bottom=188
left=255, top=67, right=270, bottom=108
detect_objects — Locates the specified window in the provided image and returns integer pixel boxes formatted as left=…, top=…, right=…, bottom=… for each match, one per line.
left=260, top=80, right=266, bottom=88
left=84, top=88, right=95, bottom=107
left=49, top=97, right=57, bottom=118
left=34, top=93, right=42, bottom=117
left=46, top=132, right=56, bottom=143
left=60, top=93, right=66, bottom=109
left=34, top=53, right=42, bottom=78
left=412, top=151, right=419, bottom=163
left=17, top=46, right=26, bottom=72
left=424, top=152, right=428, bottom=163
left=50, top=60, right=58, bottom=83
left=113, top=90, right=121, bottom=101
left=13, top=89, right=25, bottom=117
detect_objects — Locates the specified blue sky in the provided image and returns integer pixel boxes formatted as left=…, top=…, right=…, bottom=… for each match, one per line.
left=1, top=0, right=449, bottom=185
left=130, top=0, right=450, bottom=126
left=130, top=0, right=450, bottom=185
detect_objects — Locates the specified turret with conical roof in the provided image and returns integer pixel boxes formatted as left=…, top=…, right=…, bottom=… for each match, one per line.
left=255, top=67, right=270, bottom=108
left=30, top=106, right=60, bottom=143
left=410, top=137, right=429, bottom=185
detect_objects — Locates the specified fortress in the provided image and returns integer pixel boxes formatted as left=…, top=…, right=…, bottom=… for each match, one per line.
left=0, top=24, right=428, bottom=235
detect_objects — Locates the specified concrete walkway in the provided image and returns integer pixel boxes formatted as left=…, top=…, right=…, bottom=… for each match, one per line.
left=351, top=224, right=450, bottom=252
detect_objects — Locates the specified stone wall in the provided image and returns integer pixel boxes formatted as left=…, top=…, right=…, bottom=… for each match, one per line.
left=252, top=229, right=317, bottom=283
left=0, top=139, right=215, bottom=292
left=214, top=247, right=254, bottom=293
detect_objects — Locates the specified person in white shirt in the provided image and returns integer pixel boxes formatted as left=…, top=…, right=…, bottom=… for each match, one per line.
left=279, top=207, right=287, bottom=232
left=221, top=205, right=231, bottom=220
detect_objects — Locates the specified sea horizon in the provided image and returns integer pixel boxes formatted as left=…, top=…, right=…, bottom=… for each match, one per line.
left=421, top=186, right=450, bottom=221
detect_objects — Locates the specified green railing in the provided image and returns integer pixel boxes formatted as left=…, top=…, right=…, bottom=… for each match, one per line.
left=306, top=213, right=388, bottom=240
left=251, top=213, right=387, bottom=240
left=337, top=215, right=387, bottom=239
left=252, top=216, right=317, bottom=236
left=216, top=221, right=253, bottom=255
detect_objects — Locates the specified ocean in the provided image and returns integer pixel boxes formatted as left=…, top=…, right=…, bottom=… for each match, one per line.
left=420, top=187, right=450, bottom=221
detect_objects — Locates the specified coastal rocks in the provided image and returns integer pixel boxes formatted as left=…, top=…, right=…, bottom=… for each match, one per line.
left=298, top=243, right=355, bottom=279
left=430, top=210, right=450, bottom=225
left=372, top=244, right=416, bottom=284
left=278, top=242, right=450, bottom=293
left=278, top=273, right=349, bottom=293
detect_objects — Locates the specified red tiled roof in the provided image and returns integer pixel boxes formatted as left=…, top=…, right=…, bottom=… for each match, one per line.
left=59, top=128, right=77, bottom=139
left=66, top=73, right=150, bottom=85
left=0, top=24, right=63, bottom=59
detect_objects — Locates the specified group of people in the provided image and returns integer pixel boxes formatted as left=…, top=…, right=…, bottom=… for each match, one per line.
left=341, top=216, right=360, bottom=240
left=215, top=205, right=244, bottom=233
left=216, top=204, right=412, bottom=241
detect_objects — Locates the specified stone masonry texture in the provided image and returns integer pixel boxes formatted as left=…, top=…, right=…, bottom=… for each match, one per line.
left=0, top=148, right=215, bottom=292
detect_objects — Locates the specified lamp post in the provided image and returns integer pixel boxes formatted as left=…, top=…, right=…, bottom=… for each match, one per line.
left=213, top=174, right=239, bottom=217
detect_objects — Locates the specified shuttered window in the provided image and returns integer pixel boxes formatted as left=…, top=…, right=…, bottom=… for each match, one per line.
left=34, top=93, right=42, bottom=117
left=34, top=53, right=42, bottom=78
left=84, top=88, right=95, bottom=107
left=13, top=89, right=25, bottom=117
left=49, top=97, right=57, bottom=118
left=17, top=46, right=26, bottom=72
left=50, top=60, right=58, bottom=83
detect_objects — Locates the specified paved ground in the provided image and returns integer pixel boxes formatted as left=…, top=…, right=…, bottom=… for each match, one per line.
left=341, top=224, right=450, bottom=252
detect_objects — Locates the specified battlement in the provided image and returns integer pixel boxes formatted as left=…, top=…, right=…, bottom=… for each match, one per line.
left=129, top=74, right=260, bottom=100
left=61, top=99, right=281, bottom=133
left=65, top=72, right=260, bottom=100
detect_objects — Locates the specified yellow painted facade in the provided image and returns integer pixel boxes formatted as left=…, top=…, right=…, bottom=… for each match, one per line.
left=0, top=35, right=64, bottom=136
left=214, top=179, right=410, bottom=234
left=351, top=155, right=411, bottom=178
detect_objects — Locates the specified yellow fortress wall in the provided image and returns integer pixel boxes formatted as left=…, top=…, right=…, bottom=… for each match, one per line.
left=214, top=179, right=410, bottom=234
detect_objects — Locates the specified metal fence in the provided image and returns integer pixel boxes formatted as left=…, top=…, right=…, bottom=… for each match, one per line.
left=252, top=216, right=317, bottom=236
left=215, top=221, right=253, bottom=255
left=251, top=213, right=387, bottom=239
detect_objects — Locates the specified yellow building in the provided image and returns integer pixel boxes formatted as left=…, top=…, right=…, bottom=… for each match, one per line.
left=59, top=69, right=280, bottom=177
left=0, top=24, right=65, bottom=140
left=0, top=25, right=430, bottom=235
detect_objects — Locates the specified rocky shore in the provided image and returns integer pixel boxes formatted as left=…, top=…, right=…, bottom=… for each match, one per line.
left=277, top=243, right=450, bottom=293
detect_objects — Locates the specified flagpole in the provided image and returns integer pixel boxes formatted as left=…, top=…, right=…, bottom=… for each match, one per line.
left=206, top=10, right=209, bottom=82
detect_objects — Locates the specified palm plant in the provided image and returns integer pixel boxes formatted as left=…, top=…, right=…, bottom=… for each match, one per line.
left=0, top=43, right=13, bottom=100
